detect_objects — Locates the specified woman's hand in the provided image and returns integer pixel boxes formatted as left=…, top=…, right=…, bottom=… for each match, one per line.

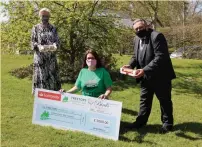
left=99, top=87, right=112, bottom=99
left=98, top=94, right=108, bottom=99
left=59, top=89, right=66, bottom=93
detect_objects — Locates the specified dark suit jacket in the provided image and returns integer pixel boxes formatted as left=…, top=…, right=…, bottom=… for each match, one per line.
left=129, top=29, right=176, bottom=82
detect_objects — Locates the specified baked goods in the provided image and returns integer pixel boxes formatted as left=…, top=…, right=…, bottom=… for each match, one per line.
left=120, top=67, right=136, bottom=76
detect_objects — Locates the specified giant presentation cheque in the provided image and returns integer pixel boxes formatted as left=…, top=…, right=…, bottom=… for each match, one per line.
left=32, top=88, right=122, bottom=140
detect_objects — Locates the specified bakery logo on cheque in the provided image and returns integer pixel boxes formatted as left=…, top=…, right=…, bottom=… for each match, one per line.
left=62, top=96, right=69, bottom=102
left=70, top=96, right=87, bottom=104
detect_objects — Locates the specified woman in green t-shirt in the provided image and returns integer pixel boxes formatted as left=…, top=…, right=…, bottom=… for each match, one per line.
left=60, top=50, right=112, bottom=99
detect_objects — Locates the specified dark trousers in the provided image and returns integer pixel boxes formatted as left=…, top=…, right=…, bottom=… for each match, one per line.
left=136, top=79, right=173, bottom=126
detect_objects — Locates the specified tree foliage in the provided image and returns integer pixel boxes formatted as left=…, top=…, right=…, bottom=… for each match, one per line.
left=1, top=1, right=122, bottom=81
left=1, top=0, right=202, bottom=81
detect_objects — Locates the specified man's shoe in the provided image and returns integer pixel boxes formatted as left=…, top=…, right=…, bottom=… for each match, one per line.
left=125, top=122, right=146, bottom=129
left=160, top=124, right=173, bottom=134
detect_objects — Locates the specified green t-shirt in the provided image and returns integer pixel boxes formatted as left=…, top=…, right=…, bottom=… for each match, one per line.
left=75, top=67, right=112, bottom=98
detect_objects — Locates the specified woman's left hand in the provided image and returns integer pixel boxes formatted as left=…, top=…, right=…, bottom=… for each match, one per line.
left=59, top=89, right=66, bottom=93
left=98, top=94, right=108, bottom=99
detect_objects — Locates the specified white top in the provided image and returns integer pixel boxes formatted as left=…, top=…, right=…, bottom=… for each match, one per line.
left=139, top=39, right=144, bottom=51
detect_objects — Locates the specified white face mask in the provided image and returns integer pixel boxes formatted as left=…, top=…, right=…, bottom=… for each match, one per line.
left=86, top=59, right=97, bottom=67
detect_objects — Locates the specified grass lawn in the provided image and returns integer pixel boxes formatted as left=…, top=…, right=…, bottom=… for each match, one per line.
left=1, top=54, right=202, bottom=147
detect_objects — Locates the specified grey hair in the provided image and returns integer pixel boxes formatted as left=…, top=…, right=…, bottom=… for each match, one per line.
left=39, top=8, right=51, bottom=16
left=133, top=19, right=147, bottom=26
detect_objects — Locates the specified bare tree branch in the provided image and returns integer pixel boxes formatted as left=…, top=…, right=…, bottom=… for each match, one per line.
left=52, top=1, right=71, bottom=12
left=156, top=18, right=164, bottom=27
left=148, top=1, right=155, bottom=11
left=89, top=0, right=99, bottom=17
left=130, top=1, right=145, bottom=18
left=89, top=19, right=108, bottom=32
left=138, top=1, right=153, bottom=18
left=73, top=1, right=78, bottom=12
left=192, top=0, right=199, bottom=16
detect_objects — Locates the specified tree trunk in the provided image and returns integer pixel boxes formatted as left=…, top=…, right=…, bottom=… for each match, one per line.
left=153, top=1, right=158, bottom=30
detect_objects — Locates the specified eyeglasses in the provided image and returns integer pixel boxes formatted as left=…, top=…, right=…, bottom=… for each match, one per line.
left=86, top=57, right=95, bottom=60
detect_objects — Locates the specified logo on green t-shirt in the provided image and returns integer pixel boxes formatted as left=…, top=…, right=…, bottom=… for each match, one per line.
left=85, top=80, right=98, bottom=88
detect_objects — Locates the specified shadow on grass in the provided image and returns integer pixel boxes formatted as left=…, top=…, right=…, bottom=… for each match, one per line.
left=113, top=70, right=202, bottom=97
left=119, top=121, right=202, bottom=143
left=119, top=135, right=156, bottom=145
left=173, top=64, right=202, bottom=70
left=174, top=122, right=202, bottom=141
left=122, top=108, right=138, bottom=116
left=119, top=122, right=160, bottom=144
left=119, top=121, right=161, bottom=136
left=112, top=75, right=138, bottom=91
left=173, top=71, right=202, bottom=97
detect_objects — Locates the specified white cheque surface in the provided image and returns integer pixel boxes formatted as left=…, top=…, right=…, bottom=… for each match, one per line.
left=32, top=88, right=122, bottom=140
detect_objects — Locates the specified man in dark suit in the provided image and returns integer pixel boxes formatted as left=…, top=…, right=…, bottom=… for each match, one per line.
left=123, top=19, right=176, bottom=133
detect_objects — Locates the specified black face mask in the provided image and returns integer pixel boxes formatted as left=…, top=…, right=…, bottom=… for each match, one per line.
left=135, top=29, right=148, bottom=39
left=41, top=16, right=49, bottom=24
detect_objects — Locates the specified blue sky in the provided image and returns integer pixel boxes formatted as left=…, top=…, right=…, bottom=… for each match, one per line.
left=0, top=0, right=9, bottom=22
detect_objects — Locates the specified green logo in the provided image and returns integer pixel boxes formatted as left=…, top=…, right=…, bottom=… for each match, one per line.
left=63, top=96, right=69, bottom=102
left=40, top=111, right=50, bottom=120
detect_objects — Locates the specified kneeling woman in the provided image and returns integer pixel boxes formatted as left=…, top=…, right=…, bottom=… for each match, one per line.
left=60, top=50, right=112, bottom=99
